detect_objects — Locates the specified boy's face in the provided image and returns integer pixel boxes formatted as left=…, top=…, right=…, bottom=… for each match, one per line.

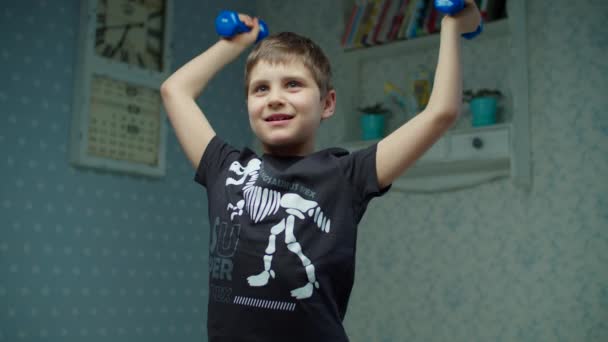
left=247, top=60, right=335, bottom=156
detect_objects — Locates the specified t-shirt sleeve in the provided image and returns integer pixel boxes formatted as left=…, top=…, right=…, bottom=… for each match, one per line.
left=194, top=135, right=238, bottom=188
left=340, top=143, right=391, bottom=220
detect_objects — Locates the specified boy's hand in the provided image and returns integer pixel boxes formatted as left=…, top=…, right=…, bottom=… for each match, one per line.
left=224, top=14, right=261, bottom=48
left=442, top=0, right=482, bottom=35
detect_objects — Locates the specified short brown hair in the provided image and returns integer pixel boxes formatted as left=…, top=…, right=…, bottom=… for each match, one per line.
left=244, top=32, right=333, bottom=98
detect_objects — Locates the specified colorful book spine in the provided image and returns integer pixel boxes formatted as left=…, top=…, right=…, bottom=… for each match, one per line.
left=345, top=2, right=365, bottom=48
left=341, top=4, right=360, bottom=47
left=398, top=0, right=418, bottom=39
left=352, top=1, right=375, bottom=48
left=371, top=0, right=392, bottom=44
left=374, top=0, right=401, bottom=44
left=425, top=4, right=439, bottom=34
left=404, top=0, right=426, bottom=39
left=479, top=0, right=489, bottom=20
left=414, top=0, right=431, bottom=37
left=361, top=0, right=387, bottom=46
left=389, top=0, right=410, bottom=41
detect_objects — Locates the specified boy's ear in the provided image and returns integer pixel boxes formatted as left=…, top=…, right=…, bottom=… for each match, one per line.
left=321, top=89, right=337, bottom=121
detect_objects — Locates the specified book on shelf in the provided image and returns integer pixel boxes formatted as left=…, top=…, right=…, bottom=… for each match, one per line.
left=373, top=0, right=400, bottom=44
left=424, top=4, right=441, bottom=34
left=361, top=0, right=387, bottom=47
left=403, top=0, right=427, bottom=39
left=350, top=1, right=374, bottom=48
left=370, top=0, right=393, bottom=44
left=417, top=0, right=435, bottom=37
left=475, top=0, right=507, bottom=21
left=385, top=0, right=409, bottom=42
left=483, top=0, right=507, bottom=20
left=341, top=0, right=366, bottom=48
left=341, top=3, right=360, bottom=46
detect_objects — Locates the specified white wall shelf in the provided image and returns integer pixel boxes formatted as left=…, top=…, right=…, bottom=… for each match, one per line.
left=334, top=0, right=530, bottom=191
left=339, top=124, right=512, bottom=192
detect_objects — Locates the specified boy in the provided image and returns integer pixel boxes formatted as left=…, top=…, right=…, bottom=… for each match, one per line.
left=161, top=2, right=481, bottom=341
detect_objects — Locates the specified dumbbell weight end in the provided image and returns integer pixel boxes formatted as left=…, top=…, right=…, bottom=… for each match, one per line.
left=434, top=0, right=482, bottom=40
left=215, top=10, right=269, bottom=43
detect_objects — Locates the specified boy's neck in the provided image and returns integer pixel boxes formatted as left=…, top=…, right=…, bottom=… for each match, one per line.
left=262, top=141, right=315, bottom=157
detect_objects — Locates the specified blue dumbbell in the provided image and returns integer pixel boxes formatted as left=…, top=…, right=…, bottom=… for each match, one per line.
left=215, top=10, right=269, bottom=43
left=434, top=0, right=482, bottom=39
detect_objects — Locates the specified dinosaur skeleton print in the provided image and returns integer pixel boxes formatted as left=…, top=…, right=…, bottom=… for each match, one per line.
left=225, top=158, right=331, bottom=300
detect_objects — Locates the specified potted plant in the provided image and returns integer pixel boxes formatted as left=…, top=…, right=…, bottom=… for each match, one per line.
left=358, top=102, right=390, bottom=140
left=463, top=88, right=503, bottom=127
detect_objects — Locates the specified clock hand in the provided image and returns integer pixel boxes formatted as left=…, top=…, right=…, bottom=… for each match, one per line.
left=109, top=23, right=144, bottom=58
left=110, top=26, right=130, bottom=58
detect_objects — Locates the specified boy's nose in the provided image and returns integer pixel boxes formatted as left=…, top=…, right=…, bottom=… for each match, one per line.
left=267, top=100, right=284, bottom=109
left=266, top=89, right=285, bottom=108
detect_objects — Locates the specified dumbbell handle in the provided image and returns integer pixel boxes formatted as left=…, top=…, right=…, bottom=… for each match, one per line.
left=434, top=0, right=482, bottom=39
left=215, top=10, right=269, bottom=43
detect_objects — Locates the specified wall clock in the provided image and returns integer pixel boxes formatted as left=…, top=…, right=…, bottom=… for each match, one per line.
left=70, top=0, right=173, bottom=177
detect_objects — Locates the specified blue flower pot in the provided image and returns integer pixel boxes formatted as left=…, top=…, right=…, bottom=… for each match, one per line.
left=360, top=114, right=385, bottom=140
left=470, top=97, right=497, bottom=127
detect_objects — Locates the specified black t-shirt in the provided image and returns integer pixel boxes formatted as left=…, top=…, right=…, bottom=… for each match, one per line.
left=195, top=136, right=390, bottom=342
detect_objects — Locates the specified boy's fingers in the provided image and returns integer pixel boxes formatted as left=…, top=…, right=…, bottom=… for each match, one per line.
left=246, top=17, right=260, bottom=36
left=238, top=14, right=252, bottom=25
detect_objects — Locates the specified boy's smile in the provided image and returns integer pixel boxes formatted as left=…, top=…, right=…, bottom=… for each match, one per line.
left=265, top=113, right=294, bottom=123
left=247, top=60, right=335, bottom=156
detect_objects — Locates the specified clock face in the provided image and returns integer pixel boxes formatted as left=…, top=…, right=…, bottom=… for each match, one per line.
left=87, top=74, right=162, bottom=165
left=95, top=0, right=165, bottom=71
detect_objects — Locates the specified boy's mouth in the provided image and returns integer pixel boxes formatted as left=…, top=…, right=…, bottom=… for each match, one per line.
left=265, top=114, right=294, bottom=122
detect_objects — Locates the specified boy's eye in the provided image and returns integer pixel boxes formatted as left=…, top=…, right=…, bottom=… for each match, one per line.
left=254, top=85, right=268, bottom=93
left=286, top=81, right=301, bottom=88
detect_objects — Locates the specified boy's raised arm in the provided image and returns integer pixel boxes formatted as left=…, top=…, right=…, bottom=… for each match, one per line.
left=160, top=15, right=260, bottom=169
left=375, top=0, right=481, bottom=189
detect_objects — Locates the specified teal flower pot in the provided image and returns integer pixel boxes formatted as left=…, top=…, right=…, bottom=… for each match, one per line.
left=470, top=97, right=497, bottom=127
left=360, top=114, right=385, bottom=140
